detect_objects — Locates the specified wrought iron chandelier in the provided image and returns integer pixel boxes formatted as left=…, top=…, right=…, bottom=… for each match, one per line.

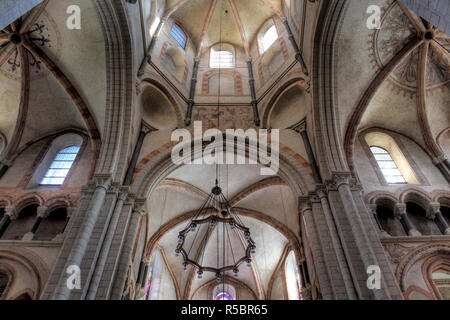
left=175, top=0, right=255, bottom=283
left=175, top=181, right=256, bottom=281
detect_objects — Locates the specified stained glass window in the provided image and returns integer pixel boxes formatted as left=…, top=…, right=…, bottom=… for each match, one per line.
left=215, top=292, right=233, bottom=300
left=370, top=147, right=406, bottom=184
left=171, top=23, right=187, bottom=49
left=40, top=146, right=80, bottom=186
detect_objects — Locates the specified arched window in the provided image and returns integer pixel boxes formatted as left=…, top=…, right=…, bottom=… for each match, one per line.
left=215, top=292, right=233, bottom=300
left=370, top=147, right=406, bottom=184
left=0, top=273, right=8, bottom=298
left=40, top=146, right=80, bottom=186
left=261, top=25, right=278, bottom=52
left=170, top=23, right=187, bottom=49
left=210, top=44, right=234, bottom=69
left=285, top=251, right=302, bottom=300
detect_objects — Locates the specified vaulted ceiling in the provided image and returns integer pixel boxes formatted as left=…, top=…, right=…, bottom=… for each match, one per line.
left=336, top=0, right=449, bottom=168
left=0, top=0, right=105, bottom=161
left=164, top=0, right=284, bottom=57
left=145, top=161, right=300, bottom=299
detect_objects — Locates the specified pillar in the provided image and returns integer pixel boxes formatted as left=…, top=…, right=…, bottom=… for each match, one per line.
left=282, top=19, right=308, bottom=75
left=138, top=18, right=166, bottom=76
left=428, top=202, right=450, bottom=235
left=0, top=206, right=17, bottom=238
left=395, top=203, right=421, bottom=236
left=293, top=120, right=322, bottom=183
left=247, top=59, right=260, bottom=126
left=23, top=205, right=48, bottom=241
left=52, top=174, right=112, bottom=300
left=185, top=59, right=200, bottom=126
left=124, top=123, right=153, bottom=186
left=368, top=204, right=390, bottom=237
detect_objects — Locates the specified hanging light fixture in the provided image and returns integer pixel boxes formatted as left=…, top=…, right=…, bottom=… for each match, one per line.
left=175, top=183, right=256, bottom=281
left=175, top=0, right=256, bottom=283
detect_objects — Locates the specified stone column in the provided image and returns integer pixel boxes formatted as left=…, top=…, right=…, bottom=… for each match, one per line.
left=124, top=123, right=153, bottom=186
left=368, top=204, right=390, bottom=237
left=134, top=258, right=150, bottom=300
left=0, top=158, right=12, bottom=180
left=138, top=18, right=166, bottom=76
left=428, top=202, right=450, bottom=235
left=292, top=120, right=322, bottom=183
left=107, top=201, right=146, bottom=300
left=0, top=206, right=17, bottom=238
left=433, top=154, right=450, bottom=183
left=395, top=203, right=421, bottom=236
left=247, top=59, right=260, bottom=126
left=282, top=19, right=308, bottom=75
left=52, top=207, right=75, bottom=241
left=85, top=186, right=130, bottom=299
left=52, top=174, right=112, bottom=300
left=23, top=205, right=48, bottom=241
left=185, top=59, right=200, bottom=126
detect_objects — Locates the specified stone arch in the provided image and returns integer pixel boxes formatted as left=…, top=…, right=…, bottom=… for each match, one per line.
left=262, top=78, right=309, bottom=129
left=14, top=194, right=44, bottom=213
left=399, top=188, right=432, bottom=208
left=366, top=191, right=399, bottom=210
left=311, top=0, right=350, bottom=180
left=139, top=80, right=184, bottom=130
left=93, top=0, right=135, bottom=182
left=396, top=243, right=450, bottom=294
left=0, top=248, right=50, bottom=300
left=131, top=136, right=315, bottom=201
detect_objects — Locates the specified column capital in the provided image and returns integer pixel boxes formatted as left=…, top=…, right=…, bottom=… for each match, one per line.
left=433, top=153, right=448, bottom=165
left=66, top=207, right=76, bottom=218
left=36, top=206, right=49, bottom=218
left=315, top=185, right=328, bottom=199
left=368, top=204, right=378, bottom=214
left=133, top=199, right=147, bottom=216
left=91, top=174, right=112, bottom=191
left=290, top=119, right=307, bottom=133
left=328, top=172, right=352, bottom=190
left=394, top=203, right=407, bottom=218
left=4, top=206, right=17, bottom=220
left=298, top=196, right=312, bottom=215
left=427, top=202, right=441, bottom=220
left=141, top=121, right=156, bottom=135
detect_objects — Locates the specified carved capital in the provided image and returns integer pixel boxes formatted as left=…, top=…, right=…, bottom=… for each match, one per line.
left=4, top=206, right=17, bottom=220
left=133, top=199, right=147, bottom=216
left=427, top=202, right=441, bottom=220
left=289, top=118, right=307, bottom=133
left=92, top=174, right=112, bottom=191
left=298, top=196, right=312, bottom=215
left=118, top=186, right=131, bottom=202
left=66, top=207, right=76, bottom=218
left=394, top=203, right=407, bottom=219
left=315, top=185, right=327, bottom=199
left=37, top=206, right=49, bottom=218
left=368, top=204, right=378, bottom=214
left=328, top=172, right=352, bottom=190
left=141, top=121, right=156, bottom=135
left=433, top=153, right=448, bottom=165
